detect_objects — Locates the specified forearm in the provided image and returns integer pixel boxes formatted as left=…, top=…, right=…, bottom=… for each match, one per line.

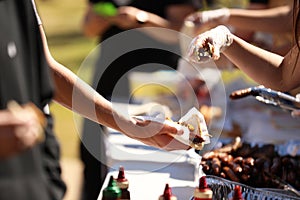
left=142, top=5, right=195, bottom=31
left=223, top=34, right=285, bottom=90
left=39, top=26, right=134, bottom=132
left=47, top=52, right=129, bottom=129
left=227, top=5, right=292, bottom=33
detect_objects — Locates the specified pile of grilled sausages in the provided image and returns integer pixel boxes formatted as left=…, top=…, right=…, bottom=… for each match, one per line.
left=201, top=137, right=300, bottom=190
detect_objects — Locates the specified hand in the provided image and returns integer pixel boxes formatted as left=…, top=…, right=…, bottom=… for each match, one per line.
left=184, top=8, right=230, bottom=34
left=110, top=6, right=148, bottom=29
left=122, top=117, right=190, bottom=151
left=188, top=25, right=233, bottom=63
left=0, top=102, right=46, bottom=159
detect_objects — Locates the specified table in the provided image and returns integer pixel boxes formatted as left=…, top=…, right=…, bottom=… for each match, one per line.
left=98, top=130, right=202, bottom=200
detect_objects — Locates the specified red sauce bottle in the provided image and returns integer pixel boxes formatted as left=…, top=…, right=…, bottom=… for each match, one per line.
left=231, top=185, right=244, bottom=200
left=159, top=184, right=177, bottom=200
left=192, top=176, right=213, bottom=200
left=116, top=166, right=130, bottom=200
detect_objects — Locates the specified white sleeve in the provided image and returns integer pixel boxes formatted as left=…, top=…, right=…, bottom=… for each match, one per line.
left=31, top=0, right=42, bottom=25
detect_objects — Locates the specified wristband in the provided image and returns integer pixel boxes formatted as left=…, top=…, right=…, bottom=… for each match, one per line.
left=136, top=11, right=149, bottom=24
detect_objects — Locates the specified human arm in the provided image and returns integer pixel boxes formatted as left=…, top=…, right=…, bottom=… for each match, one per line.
left=39, top=25, right=189, bottom=151
left=226, top=5, right=292, bottom=33
left=111, top=4, right=195, bottom=31
left=82, top=3, right=195, bottom=42
left=223, top=35, right=299, bottom=91
left=188, top=25, right=300, bottom=92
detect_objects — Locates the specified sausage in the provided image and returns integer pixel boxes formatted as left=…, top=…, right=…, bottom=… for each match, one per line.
left=287, top=171, right=296, bottom=184
left=242, top=164, right=251, bottom=175
left=211, top=157, right=221, bottom=175
left=240, top=174, right=250, bottom=182
left=220, top=172, right=226, bottom=179
left=263, top=158, right=271, bottom=173
left=270, top=157, right=281, bottom=174
left=202, top=151, right=216, bottom=160
left=219, top=154, right=233, bottom=165
left=254, top=157, right=267, bottom=169
left=244, top=157, right=255, bottom=167
left=223, top=166, right=240, bottom=182
left=233, top=156, right=244, bottom=165
left=228, top=161, right=242, bottom=174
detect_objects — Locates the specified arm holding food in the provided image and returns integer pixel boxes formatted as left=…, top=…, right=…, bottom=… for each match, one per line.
left=39, top=25, right=193, bottom=151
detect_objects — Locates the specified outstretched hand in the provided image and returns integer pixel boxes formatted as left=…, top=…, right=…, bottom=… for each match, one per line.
left=185, top=8, right=230, bottom=35
left=122, top=117, right=190, bottom=151
left=110, top=6, right=148, bottom=29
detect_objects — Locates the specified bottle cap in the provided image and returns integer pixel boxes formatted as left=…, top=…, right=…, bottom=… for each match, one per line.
left=199, top=176, right=208, bottom=189
left=159, top=184, right=177, bottom=200
left=103, top=176, right=121, bottom=199
left=232, top=185, right=243, bottom=200
left=194, top=176, right=212, bottom=199
left=116, top=166, right=129, bottom=189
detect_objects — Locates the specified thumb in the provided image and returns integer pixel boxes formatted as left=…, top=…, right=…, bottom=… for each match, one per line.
left=212, top=44, right=221, bottom=60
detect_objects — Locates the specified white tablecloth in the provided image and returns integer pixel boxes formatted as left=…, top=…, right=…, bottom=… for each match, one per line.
left=98, top=130, right=201, bottom=200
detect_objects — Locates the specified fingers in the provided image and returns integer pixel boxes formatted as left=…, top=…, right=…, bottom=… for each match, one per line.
left=11, top=102, right=45, bottom=142
left=0, top=125, right=37, bottom=159
left=132, top=118, right=189, bottom=150
left=185, top=12, right=202, bottom=25
left=158, top=134, right=191, bottom=151
left=212, top=45, right=221, bottom=60
left=188, top=35, right=214, bottom=63
left=141, top=134, right=190, bottom=151
left=188, top=25, right=233, bottom=63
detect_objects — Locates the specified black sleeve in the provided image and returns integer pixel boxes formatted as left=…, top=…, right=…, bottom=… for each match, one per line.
left=165, top=0, right=193, bottom=5
left=250, top=0, right=269, bottom=4
left=89, top=0, right=106, bottom=4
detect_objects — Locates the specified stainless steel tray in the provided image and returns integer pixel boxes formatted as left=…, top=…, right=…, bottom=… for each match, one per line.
left=205, top=175, right=300, bottom=200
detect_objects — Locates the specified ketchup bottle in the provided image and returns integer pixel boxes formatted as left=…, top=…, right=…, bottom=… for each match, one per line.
left=116, top=166, right=130, bottom=200
left=159, top=184, right=177, bottom=200
left=102, top=176, right=121, bottom=200
left=192, top=176, right=213, bottom=200
left=231, top=185, right=244, bottom=200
